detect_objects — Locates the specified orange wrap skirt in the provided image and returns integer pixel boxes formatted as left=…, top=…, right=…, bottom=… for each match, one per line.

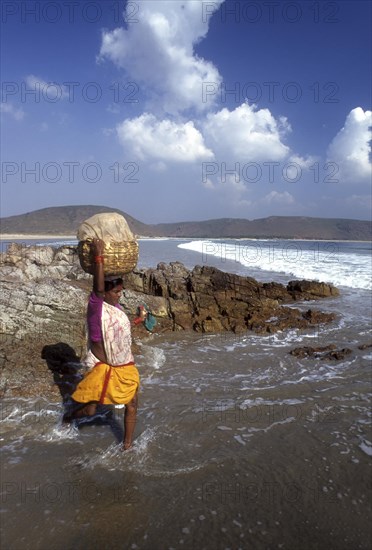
left=72, top=362, right=139, bottom=405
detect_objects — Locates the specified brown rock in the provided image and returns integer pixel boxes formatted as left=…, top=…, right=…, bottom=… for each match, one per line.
left=289, top=345, right=352, bottom=361
left=287, top=279, right=340, bottom=300
left=124, top=264, right=338, bottom=334
left=289, top=345, right=337, bottom=358
left=358, top=343, right=372, bottom=350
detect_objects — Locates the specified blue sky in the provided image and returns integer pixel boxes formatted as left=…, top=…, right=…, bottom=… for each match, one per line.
left=1, top=0, right=371, bottom=223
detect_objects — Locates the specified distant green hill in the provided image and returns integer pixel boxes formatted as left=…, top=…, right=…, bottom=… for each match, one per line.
left=154, top=216, right=372, bottom=240
left=0, top=206, right=371, bottom=241
left=0, top=205, right=154, bottom=237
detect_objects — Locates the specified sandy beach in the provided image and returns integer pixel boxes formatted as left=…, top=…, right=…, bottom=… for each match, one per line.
left=0, top=234, right=76, bottom=241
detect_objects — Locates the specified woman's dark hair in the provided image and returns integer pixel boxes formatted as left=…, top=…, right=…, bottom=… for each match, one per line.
left=104, top=277, right=123, bottom=291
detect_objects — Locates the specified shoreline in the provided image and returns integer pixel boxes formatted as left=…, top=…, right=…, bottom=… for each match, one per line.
left=0, top=234, right=370, bottom=244
left=0, top=234, right=77, bottom=241
left=0, top=234, right=171, bottom=241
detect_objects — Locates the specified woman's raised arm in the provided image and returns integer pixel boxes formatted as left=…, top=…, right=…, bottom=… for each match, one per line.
left=91, top=238, right=105, bottom=295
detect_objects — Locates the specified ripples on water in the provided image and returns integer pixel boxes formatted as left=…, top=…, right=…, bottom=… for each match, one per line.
left=2, top=324, right=371, bottom=549
left=1, top=238, right=371, bottom=549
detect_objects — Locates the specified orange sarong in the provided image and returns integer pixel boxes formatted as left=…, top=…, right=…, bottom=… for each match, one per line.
left=72, top=362, right=139, bottom=405
left=72, top=299, right=139, bottom=405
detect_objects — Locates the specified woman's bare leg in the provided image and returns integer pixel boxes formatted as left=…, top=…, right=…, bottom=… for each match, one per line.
left=122, top=393, right=138, bottom=450
left=72, top=402, right=97, bottom=418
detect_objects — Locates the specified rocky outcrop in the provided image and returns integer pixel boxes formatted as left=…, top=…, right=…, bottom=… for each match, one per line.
left=0, top=244, right=88, bottom=397
left=0, top=244, right=340, bottom=398
left=122, top=262, right=338, bottom=333
left=358, top=343, right=372, bottom=350
left=289, top=344, right=353, bottom=361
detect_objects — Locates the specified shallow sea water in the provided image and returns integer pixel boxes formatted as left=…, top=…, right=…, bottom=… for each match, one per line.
left=1, top=238, right=371, bottom=549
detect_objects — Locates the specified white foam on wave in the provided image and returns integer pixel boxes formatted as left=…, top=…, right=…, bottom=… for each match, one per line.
left=76, top=427, right=158, bottom=471
left=138, top=237, right=170, bottom=241
left=235, top=354, right=357, bottom=389
left=178, top=240, right=371, bottom=290
left=359, top=440, right=372, bottom=457
left=140, top=345, right=166, bottom=370
left=199, top=325, right=344, bottom=357
left=1, top=398, right=61, bottom=423
left=38, top=422, right=81, bottom=442
left=240, top=397, right=305, bottom=408
left=0, top=437, right=29, bottom=464
left=37, top=240, right=78, bottom=247
left=245, top=415, right=297, bottom=435
left=0, top=404, right=22, bottom=423
left=73, top=427, right=207, bottom=477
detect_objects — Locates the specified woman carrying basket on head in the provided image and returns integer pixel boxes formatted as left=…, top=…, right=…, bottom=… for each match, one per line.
left=67, top=237, right=139, bottom=451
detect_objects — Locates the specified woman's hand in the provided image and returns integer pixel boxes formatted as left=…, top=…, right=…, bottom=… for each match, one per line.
left=91, top=237, right=104, bottom=256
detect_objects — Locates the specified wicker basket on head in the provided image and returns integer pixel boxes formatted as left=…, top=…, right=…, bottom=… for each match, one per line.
left=77, top=212, right=138, bottom=276
left=77, top=239, right=139, bottom=276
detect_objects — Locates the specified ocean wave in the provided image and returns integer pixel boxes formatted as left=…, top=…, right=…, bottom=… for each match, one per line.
left=178, top=240, right=371, bottom=290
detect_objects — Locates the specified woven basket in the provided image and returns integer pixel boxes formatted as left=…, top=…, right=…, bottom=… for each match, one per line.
left=77, top=239, right=139, bottom=275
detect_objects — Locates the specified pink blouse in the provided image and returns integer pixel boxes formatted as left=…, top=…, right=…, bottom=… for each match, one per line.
left=87, top=292, right=123, bottom=342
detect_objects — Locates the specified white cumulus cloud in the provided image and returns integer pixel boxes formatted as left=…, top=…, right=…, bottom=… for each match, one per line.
left=262, top=191, right=295, bottom=205
left=99, top=0, right=224, bottom=115
left=202, top=103, right=291, bottom=162
left=1, top=103, right=25, bottom=121
left=116, top=113, right=214, bottom=162
left=25, top=75, right=70, bottom=101
left=327, top=107, right=372, bottom=183
left=345, top=194, right=372, bottom=211
left=99, top=0, right=368, bottom=217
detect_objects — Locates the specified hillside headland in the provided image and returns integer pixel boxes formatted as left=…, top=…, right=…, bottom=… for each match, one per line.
left=1, top=205, right=371, bottom=241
